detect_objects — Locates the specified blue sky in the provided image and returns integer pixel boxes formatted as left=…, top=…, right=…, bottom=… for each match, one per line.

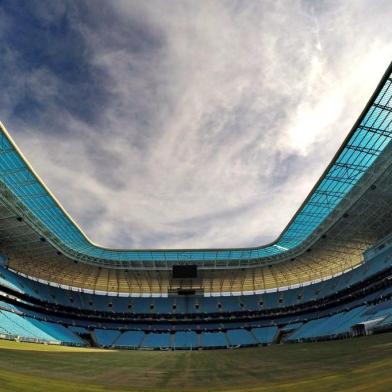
left=0, top=0, right=391, bottom=249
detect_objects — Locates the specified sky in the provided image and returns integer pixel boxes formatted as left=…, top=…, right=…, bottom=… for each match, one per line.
left=0, top=0, right=391, bottom=250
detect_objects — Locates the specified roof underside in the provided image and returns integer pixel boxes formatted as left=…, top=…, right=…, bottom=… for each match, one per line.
left=4, top=162, right=392, bottom=293
left=0, top=62, right=391, bottom=268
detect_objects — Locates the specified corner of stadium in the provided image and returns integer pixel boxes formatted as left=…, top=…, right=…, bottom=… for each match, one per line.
left=0, top=61, right=392, bottom=392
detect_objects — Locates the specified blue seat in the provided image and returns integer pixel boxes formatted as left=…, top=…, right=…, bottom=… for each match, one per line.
left=173, top=331, right=198, bottom=349
left=142, top=332, right=172, bottom=349
left=115, top=331, right=144, bottom=348
left=251, top=326, right=278, bottom=344
left=200, top=331, right=227, bottom=348
left=94, top=329, right=121, bottom=347
left=226, top=329, right=256, bottom=346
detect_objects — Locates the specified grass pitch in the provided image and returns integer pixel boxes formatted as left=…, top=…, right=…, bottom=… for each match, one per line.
left=0, top=333, right=392, bottom=392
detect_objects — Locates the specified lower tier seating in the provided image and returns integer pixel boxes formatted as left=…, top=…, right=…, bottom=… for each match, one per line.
left=2, top=295, right=392, bottom=349
left=0, top=309, right=83, bottom=345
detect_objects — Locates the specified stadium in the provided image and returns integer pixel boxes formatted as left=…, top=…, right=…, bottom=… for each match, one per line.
left=0, top=61, right=391, bottom=391
left=1, top=2, right=392, bottom=392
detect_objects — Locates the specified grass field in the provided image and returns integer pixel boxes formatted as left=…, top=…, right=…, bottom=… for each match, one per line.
left=0, top=333, right=392, bottom=392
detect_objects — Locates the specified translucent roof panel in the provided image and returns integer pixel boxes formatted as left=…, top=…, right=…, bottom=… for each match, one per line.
left=0, top=64, right=391, bottom=264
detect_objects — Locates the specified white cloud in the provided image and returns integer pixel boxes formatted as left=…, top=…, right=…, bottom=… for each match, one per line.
left=2, top=0, right=392, bottom=249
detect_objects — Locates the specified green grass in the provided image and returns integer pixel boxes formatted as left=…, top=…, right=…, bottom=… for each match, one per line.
left=0, top=333, right=392, bottom=391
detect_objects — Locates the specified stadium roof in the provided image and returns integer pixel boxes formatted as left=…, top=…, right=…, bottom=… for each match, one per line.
left=0, top=62, right=392, bottom=267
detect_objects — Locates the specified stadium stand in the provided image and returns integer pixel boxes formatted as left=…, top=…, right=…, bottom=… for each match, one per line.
left=0, top=309, right=83, bottom=344
left=226, top=329, right=257, bottom=347
left=200, top=332, right=228, bottom=349
left=142, top=332, right=172, bottom=349
left=114, top=331, right=145, bottom=349
left=173, top=331, right=199, bottom=349
left=93, top=329, right=121, bottom=347
left=251, top=327, right=278, bottom=344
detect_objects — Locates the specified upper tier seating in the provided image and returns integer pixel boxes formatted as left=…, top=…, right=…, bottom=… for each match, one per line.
left=1, top=241, right=392, bottom=317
